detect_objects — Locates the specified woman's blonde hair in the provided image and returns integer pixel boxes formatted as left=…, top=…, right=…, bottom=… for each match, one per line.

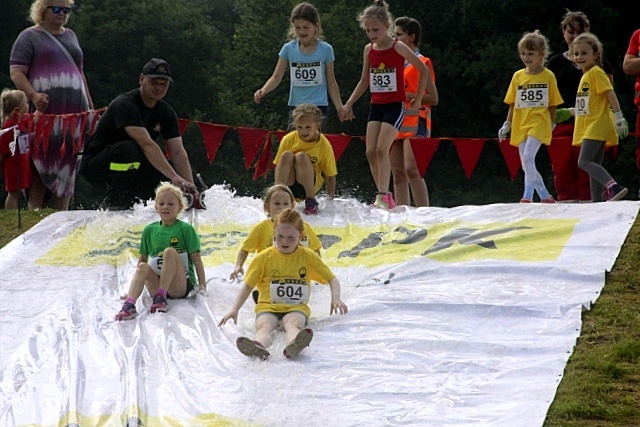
left=1, top=89, right=27, bottom=125
left=29, top=0, right=74, bottom=25
left=155, top=182, right=186, bottom=211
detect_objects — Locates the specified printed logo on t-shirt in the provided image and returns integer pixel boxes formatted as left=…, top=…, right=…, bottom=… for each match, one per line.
left=299, top=267, right=307, bottom=279
left=153, top=123, right=161, bottom=133
left=170, top=237, right=179, bottom=246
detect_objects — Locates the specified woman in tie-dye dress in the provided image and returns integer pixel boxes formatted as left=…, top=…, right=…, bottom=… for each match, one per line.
left=10, top=0, right=93, bottom=210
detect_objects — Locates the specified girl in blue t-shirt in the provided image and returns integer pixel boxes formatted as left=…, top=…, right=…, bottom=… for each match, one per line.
left=253, top=2, right=344, bottom=129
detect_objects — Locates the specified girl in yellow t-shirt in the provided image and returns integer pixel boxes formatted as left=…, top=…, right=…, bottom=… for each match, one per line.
left=219, top=209, right=348, bottom=360
left=498, top=31, right=563, bottom=203
left=572, top=33, right=629, bottom=202
left=229, top=184, right=322, bottom=303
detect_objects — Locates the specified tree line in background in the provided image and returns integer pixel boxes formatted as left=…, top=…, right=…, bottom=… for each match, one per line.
left=1, top=0, right=638, bottom=208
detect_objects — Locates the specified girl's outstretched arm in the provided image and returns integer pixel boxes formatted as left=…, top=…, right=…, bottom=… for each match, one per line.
left=396, top=41, right=428, bottom=109
left=191, top=251, right=206, bottom=291
left=230, top=249, right=249, bottom=281
left=254, top=57, right=288, bottom=103
left=328, top=277, right=348, bottom=315
left=342, top=45, right=372, bottom=120
left=326, top=61, right=344, bottom=114
left=218, top=283, right=253, bottom=326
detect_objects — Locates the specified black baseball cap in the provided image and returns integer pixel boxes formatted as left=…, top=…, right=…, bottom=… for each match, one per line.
left=141, top=58, right=173, bottom=82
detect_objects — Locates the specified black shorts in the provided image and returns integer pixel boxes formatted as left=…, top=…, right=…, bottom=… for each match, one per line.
left=168, top=277, right=195, bottom=299
left=368, top=102, right=405, bottom=129
left=417, top=116, right=427, bottom=137
left=289, top=175, right=316, bottom=201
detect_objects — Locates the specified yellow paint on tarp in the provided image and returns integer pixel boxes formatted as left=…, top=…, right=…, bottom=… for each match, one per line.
left=37, top=219, right=577, bottom=268
left=17, top=408, right=259, bottom=427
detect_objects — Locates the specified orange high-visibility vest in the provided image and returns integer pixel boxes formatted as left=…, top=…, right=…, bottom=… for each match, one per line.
left=396, top=55, right=436, bottom=139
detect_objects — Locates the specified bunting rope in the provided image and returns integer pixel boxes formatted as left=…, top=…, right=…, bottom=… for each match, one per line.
left=13, top=110, right=639, bottom=182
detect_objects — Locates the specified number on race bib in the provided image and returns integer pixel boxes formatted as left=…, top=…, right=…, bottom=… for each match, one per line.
left=290, top=62, right=323, bottom=87
left=515, top=84, right=549, bottom=108
left=270, top=279, right=310, bottom=305
left=574, top=94, right=590, bottom=116
left=370, top=67, right=397, bottom=93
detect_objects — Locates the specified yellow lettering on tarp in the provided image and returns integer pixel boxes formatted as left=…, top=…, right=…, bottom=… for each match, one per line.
left=37, top=219, right=577, bottom=267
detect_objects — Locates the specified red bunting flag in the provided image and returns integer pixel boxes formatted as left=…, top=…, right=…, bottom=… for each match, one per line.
left=178, top=118, right=190, bottom=135
left=325, top=134, right=352, bottom=162
left=238, top=127, right=270, bottom=169
left=88, top=111, right=102, bottom=135
left=451, top=138, right=486, bottom=180
left=73, top=113, right=86, bottom=155
left=275, top=130, right=288, bottom=142
left=197, top=123, right=227, bottom=164
left=253, top=136, right=274, bottom=179
left=497, top=140, right=521, bottom=181
left=409, top=137, right=440, bottom=177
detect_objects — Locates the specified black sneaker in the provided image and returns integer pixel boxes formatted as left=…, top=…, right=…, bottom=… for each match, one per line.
left=603, top=184, right=628, bottom=202
left=303, top=198, right=319, bottom=214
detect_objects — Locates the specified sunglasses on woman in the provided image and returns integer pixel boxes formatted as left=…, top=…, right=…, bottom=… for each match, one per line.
left=47, top=6, right=71, bottom=14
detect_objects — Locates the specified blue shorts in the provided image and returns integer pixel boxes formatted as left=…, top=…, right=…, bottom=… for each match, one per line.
left=368, top=102, right=405, bottom=129
left=417, top=116, right=427, bottom=137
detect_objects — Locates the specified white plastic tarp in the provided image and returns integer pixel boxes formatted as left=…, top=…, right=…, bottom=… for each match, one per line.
left=0, top=188, right=637, bottom=427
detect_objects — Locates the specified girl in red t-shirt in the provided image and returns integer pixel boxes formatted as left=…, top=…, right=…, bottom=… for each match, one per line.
left=341, top=0, right=429, bottom=210
left=0, top=89, right=32, bottom=209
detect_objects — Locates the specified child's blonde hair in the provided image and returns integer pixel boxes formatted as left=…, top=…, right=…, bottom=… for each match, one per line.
left=570, top=32, right=605, bottom=68
left=155, top=182, right=187, bottom=211
left=274, top=208, right=304, bottom=233
left=357, top=0, right=393, bottom=31
left=287, top=3, right=323, bottom=40
left=263, top=184, right=295, bottom=216
left=1, top=89, right=27, bottom=125
left=517, top=30, right=551, bottom=62
left=291, top=103, right=324, bottom=127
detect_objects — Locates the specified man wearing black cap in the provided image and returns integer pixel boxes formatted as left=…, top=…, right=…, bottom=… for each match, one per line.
left=80, top=58, right=198, bottom=208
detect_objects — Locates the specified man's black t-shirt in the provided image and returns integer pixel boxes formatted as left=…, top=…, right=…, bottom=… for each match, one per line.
left=84, top=89, right=180, bottom=157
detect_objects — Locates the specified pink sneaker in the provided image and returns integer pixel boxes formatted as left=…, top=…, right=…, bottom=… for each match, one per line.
left=374, top=193, right=396, bottom=209
left=519, top=198, right=532, bottom=203
left=383, top=193, right=396, bottom=209
left=115, top=302, right=137, bottom=321
left=540, top=196, right=556, bottom=204
left=150, top=294, right=167, bottom=313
